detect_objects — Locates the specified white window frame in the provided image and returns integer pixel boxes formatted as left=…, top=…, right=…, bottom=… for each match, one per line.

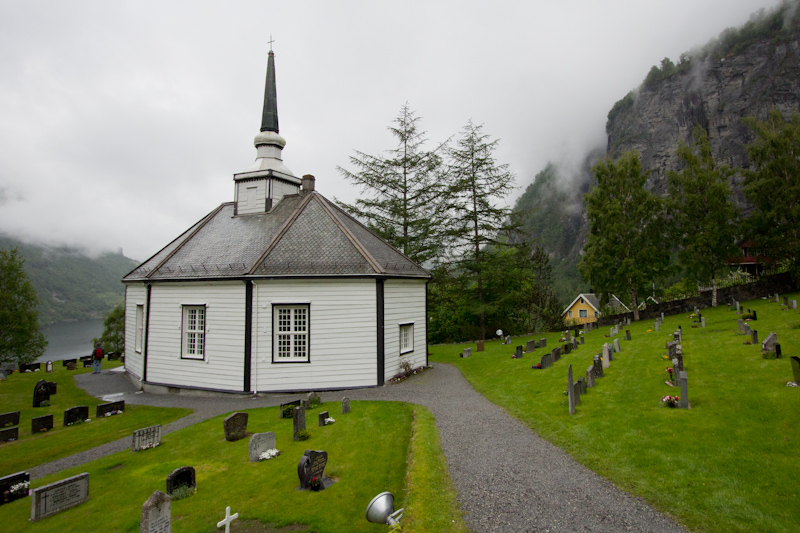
left=135, top=304, right=144, bottom=353
left=399, top=323, right=414, bottom=355
left=579, top=309, right=588, bottom=318
left=181, top=305, right=206, bottom=360
left=273, top=304, right=310, bottom=363
left=568, top=310, right=573, bottom=318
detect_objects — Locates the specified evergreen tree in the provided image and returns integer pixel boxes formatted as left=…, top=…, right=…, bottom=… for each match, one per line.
left=579, top=152, right=669, bottom=321
left=667, top=126, right=738, bottom=306
left=445, top=120, right=517, bottom=340
left=92, top=302, right=125, bottom=352
left=337, top=104, right=446, bottom=265
left=742, top=109, right=800, bottom=278
left=0, top=247, right=47, bottom=364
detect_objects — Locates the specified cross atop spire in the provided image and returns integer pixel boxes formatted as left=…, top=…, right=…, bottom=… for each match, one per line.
left=260, top=48, right=279, bottom=133
left=268, top=34, right=275, bottom=51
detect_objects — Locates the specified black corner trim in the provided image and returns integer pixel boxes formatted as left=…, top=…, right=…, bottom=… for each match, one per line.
left=143, top=284, right=152, bottom=382
left=377, top=279, right=385, bottom=385
left=244, top=281, right=253, bottom=392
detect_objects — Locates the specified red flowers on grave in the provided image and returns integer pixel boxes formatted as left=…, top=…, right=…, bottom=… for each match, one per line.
left=310, top=476, right=322, bottom=491
left=665, top=367, right=674, bottom=381
left=660, top=395, right=680, bottom=408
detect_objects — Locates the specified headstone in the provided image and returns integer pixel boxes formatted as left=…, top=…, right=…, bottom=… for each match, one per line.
left=609, top=327, right=614, bottom=337
left=735, top=301, right=740, bottom=312
left=132, top=425, right=162, bottom=451
left=752, top=330, right=758, bottom=344
left=577, top=376, right=586, bottom=394
left=305, top=391, right=320, bottom=408
left=217, top=506, right=239, bottom=533
left=0, top=427, right=18, bottom=443
left=565, top=330, right=571, bottom=342
left=140, top=490, right=171, bottom=533
left=602, top=344, right=611, bottom=368
left=33, top=379, right=51, bottom=408
left=297, top=449, right=330, bottom=490
left=62, top=358, right=77, bottom=367
left=625, top=330, right=631, bottom=341
left=504, top=335, right=511, bottom=345
left=540, top=353, right=551, bottom=369
left=678, top=371, right=689, bottom=409
left=586, top=366, right=595, bottom=388
left=738, top=319, right=744, bottom=332
left=573, top=382, right=581, bottom=405
left=0, top=411, right=20, bottom=428
left=661, top=312, right=665, bottom=320
left=279, top=400, right=301, bottom=419
left=613, top=339, right=621, bottom=353
left=580, top=336, right=585, bottom=345
left=540, top=338, right=546, bottom=348
left=20, top=362, right=41, bottom=372
left=476, top=340, right=484, bottom=352
left=775, top=344, right=782, bottom=358
left=30, top=472, right=89, bottom=521
left=248, top=432, right=277, bottom=462
left=341, top=397, right=350, bottom=414
left=46, top=361, right=53, bottom=373
left=223, top=412, right=248, bottom=441
left=552, top=347, right=560, bottom=362
left=567, top=365, right=576, bottom=415
left=96, top=400, right=125, bottom=418
left=0, top=471, right=30, bottom=506
left=31, top=414, right=53, bottom=434
left=292, top=406, right=306, bottom=441
left=775, top=293, right=780, bottom=302
left=165, top=466, right=195, bottom=496
left=572, top=338, right=578, bottom=351
left=318, top=411, right=330, bottom=427
left=701, top=317, right=705, bottom=328
left=792, top=300, right=797, bottom=310
left=744, top=324, right=751, bottom=335
left=82, top=358, right=93, bottom=368
left=526, top=340, right=536, bottom=352
left=564, top=343, right=572, bottom=355
left=784, top=296, right=789, bottom=306
left=461, top=347, right=472, bottom=358
left=593, top=355, right=603, bottom=378
left=627, top=318, right=632, bottom=326
left=752, top=310, right=758, bottom=320
left=655, top=322, right=660, bottom=332
left=515, top=346, right=523, bottom=358
left=791, top=356, right=800, bottom=384
left=762, top=332, right=778, bottom=353
left=63, top=406, right=89, bottom=426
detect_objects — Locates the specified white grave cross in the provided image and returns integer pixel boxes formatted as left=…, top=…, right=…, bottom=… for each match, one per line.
left=217, top=506, right=239, bottom=533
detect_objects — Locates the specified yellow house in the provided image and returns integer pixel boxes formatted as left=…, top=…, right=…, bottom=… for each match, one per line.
left=563, top=293, right=601, bottom=325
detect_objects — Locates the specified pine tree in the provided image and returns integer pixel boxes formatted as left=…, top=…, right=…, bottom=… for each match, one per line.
left=93, top=302, right=125, bottom=352
left=336, top=104, right=445, bottom=265
left=0, top=248, right=47, bottom=364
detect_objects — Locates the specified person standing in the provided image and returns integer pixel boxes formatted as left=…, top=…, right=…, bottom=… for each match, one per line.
left=92, top=342, right=104, bottom=374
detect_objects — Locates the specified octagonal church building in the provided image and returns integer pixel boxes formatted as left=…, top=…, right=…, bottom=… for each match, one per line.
left=122, top=51, right=429, bottom=394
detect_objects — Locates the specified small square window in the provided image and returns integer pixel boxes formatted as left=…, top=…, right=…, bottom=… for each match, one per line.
left=182, top=305, right=206, bottom=360
left=273, top=305, right=310, bottom=363
left=400, top=323, right=414, bottom=354
left=579, top=309, right=588, bottom=318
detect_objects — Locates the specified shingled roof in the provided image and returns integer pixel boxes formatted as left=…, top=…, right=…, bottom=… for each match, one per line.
left=124, top=191, right=430, bottom=281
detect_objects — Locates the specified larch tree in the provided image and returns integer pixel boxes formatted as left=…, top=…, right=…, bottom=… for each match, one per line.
left=579, top=152, right=669, bottom=321
left=0, top=247, right=47, bottom=364
left=667, top=126, right=738, bottom=307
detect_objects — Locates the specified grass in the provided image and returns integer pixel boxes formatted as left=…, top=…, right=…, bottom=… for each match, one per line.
left=3, top=401, right=465, bottom=533
left=0, top=361, right=191, bottom=476
left=430, top=293, right=800, bottom=533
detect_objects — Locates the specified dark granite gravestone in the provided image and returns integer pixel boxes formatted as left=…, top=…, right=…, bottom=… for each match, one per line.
left=564, top=343, right=572, bottom=355
left=132, top=425, right=162, bottom=451
left=341, top=397, right=350, bottom=414
left=280, top=400, right=302, bottom=419
left=752, top=310, right=758, bottom=320
left=30, top=472, right=89, bottom=521
left=293, top=406, right=306, bottom=441
left=96, top=400, right=125, bottom=418
left=64, top=406, right=89, bottom=426
left=0, top=471, right=30, bottom=506
left=62, top=358, right=77, bottom=367
left=33, top=380, right=50, bottom=408
left=593, top=355, right=603, bottom=378
left=0, top=411, right=20, bottom=428
left=526, top=340, right=536, bottom=352
left=577, top=376, right=586, bottom=394
left=791, top=356, right=800, bottom=385
left=580, top=336, right=585, bottom=345
left=0, top=427, right=18, bottom=443
left=540, top=338, right=546, bottom=348
left=166, top=466, right=195, bottom=496
left=248, top=432, right=277, bottom=462
left=514, top=346, right=523, bottom=358
left=20, top=362, right=41, bottom=372
left=539, top=353, right=550, bottom=369
left=552, top=348, right=560, bottom=362
left=223, top=412, right=248, bottom=442
left=784, top=296, right=789, bottom=306
left=82, top=358, right=93, bottom=368
left=626, top=330, right=631, bottom=341
left=297, top=450, right=332, bottom=490
left=318, top=411, right=330, bottom=427
left=567, top=365, right=576, bottom=415
left=476, top=340, right=484, bottom=352
left=140, top=490, right=171, bottom=533
left=752, top=330, right=758, bottom=344
left=775, top=344, right=782, bottom=359
left=31, top=414, right=53, bottom=434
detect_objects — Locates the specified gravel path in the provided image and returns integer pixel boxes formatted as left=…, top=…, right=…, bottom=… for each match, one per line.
left=36, top=365, right=687, bottom=532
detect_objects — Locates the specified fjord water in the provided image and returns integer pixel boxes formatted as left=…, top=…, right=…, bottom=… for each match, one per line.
left=36, top=319, right=104, bottom=362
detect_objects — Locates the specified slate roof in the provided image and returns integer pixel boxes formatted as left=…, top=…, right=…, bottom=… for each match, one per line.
left=124, top=192, right=430, bottom=281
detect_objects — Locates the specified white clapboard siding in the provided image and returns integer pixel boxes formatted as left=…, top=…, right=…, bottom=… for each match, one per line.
left=384, top=279, right=427, bottom=381
left=253, top=279, right=377, bottom=392
left=124, top=284, right=147, bottom=380
left=272, top=180, right=298, bottom=204
left=146, top=281, right=246, bottom=392
left=236, top=180, right=267, bottom=214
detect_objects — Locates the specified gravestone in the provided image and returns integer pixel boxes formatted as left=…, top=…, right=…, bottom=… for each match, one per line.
left=166, top=466, right=195, bottom=496
left=461, top=347, right=472, bottom=358
left=752, top=330, right=758, bottom=344
left=132, top=425, right=162, bottom=451
left=791, top=356, right=800, bottom=385
left=701, top=317, right=705, bottom=328
left=305, top=391, right=320, bottom=408
left=342, top=397, right=350, bottom=414
left=775, top=344, right=782, bottom=358
left=613, top=338, right=621, bottom=353
left=96, top=400, right=125, bottom=418
left=552, top=347, right=560, bottom=362
left=586, top=366, right=595, bottom=388
left=738, top=319, right=744, bottom=332
left=655, top=322, right=660, bottom=332
left=744, top=324, right=751, bottom=335
left=0, top=427, right=18, bottom=443
left=297, top=449, right=331, bottom=490
left=626, top=330, right=631, bottom=341
left=31, top=414, right=53, bottom=434
left=82, top=358, right=93, bottom=368
left=572, top=338, right=578, bottom=351
left=540, top=353, right=551, bottom=369
left=792, top=300, right=797, bottom=310
left=476, top=341, right=484, bottom=352
left=593, top=355, right=603, bottom=378
left=573, top=382, right=581, bottom=405
left=564, top=343, right=572, bottom=355
left=0, top=471, right=30, bottom=505
left=0, top=411, right=20, bottom=428
left=602, top=344, right=611, bottom=368
left=33, top=379, right=51, bottom=408
left=735, top=301, right=740, bottom=312
left=580, top=336, right=585, bottom=345
left=30, top=472, right=89, bottom=521
left=20, top=362, right=41, bottom=372
left=526, top=340, right=536, bottom=352
left=752, top=310, right=758, bottom=320
left=223, top=412, right=248, bottom=442
left=318, top=411, right=330, bottom=427
left=279, top=400, right=301, bottom=419
left=577, top=376, right=586, bottom=394
left=504, top=335, right=511, bottom=345
left=661, top=312, right=665, bottom=320
left=46, top=361, right=53, bottom=373
left=784, top=296, right=789, bottom=306
left=63, top=406, right=89, bottom=426
left=762, top=332, right=778, bottom=353
left=292, top=406, right=306, bottom=441
left=62, top=358, right=77, bottom=367
left=515, top=346, right=523, bottom=358
left=775, top=293, right=780, bottom=302
left=609, top=327, right=614, bottom=337
left=678, top=371, right=689, bottom=409
left=140, top=490, right=171, bottom=533
left=540, top=338, right=546, bottom=348
left=565, top=331, right=571, bottom=342
left=248, top=432, right=277, bottom=462
left=567, top=365, right=576, bottom=415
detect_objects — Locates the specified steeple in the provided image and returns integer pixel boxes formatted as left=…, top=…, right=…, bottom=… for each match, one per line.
left=260, top=50, right=279, bottom=133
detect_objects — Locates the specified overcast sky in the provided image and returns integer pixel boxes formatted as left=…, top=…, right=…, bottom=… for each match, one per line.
left=0, top=0, right=783, bottom=261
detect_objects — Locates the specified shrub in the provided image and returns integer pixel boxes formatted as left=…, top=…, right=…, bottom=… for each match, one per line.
left=170, top=484, right=194, bottom=501
left=296, top=429, right=310, bottom=441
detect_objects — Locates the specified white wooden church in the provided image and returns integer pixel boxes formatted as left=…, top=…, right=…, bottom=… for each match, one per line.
left=122, top=51, right=429, bottom=394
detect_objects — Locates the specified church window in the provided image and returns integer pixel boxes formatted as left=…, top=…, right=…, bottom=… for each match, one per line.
left=182, top=305, right=206, bottom=360
left=273, top=305, right=309, bottom=362
left=579, top=309, right=588, bottom=318
left=400, top=323, right=414, bottom=354
left=135, top=304, right=144, bottom=353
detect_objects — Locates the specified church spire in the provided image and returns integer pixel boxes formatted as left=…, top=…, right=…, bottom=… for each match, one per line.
left=260, top=50, right=279, bottom=133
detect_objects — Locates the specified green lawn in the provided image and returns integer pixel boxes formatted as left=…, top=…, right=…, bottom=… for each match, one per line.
left=0, top=361, right=191, bottom=476
left=430, top=293, right=800, bottom=533
left=3, top=402, right=467, bottom=533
